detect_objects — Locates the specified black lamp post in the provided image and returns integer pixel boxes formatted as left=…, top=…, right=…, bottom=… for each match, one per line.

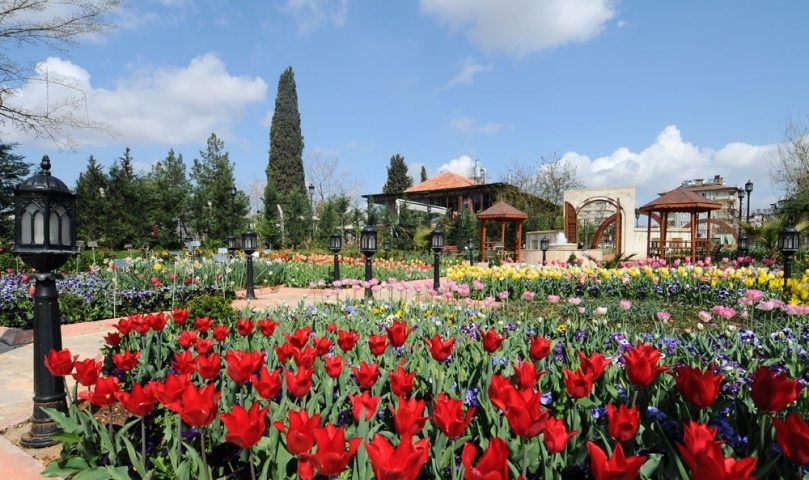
left=777, top=225, right=800, bottom=300
left=360, top=225, right=377, bottom=298
left=242, top=229, right=257, bottom=299
left=744, top=180, right=753, bottom=224
left=736, top=187, right=745, bottom=239
left=308, top=183, right=315, bottom=242
left=634, top=208, right=640, bottom=228
left=383, top=240, right=391, bottom=260
left=431, top=227, right=445, bottom=290
left=228, top=186, right=237, bottom=255
left=330, top=231, right=342, bottom=281
left=13, top=156, right=77, bottom=448
left=467, top=237, right=475, bottom=266
left=738, top=234, right=749, bottom=267
left=540, top=236, right=549, bottom=266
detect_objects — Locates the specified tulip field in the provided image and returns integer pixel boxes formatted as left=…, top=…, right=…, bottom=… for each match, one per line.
left=29, top=259, right=809, bottom=479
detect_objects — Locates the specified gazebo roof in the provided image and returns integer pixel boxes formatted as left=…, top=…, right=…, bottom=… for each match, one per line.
left=476, top=201, right=528, bottom=220
left=405, top=171, right=477, bottom=193
left=637, top=186, right=722, bottom=213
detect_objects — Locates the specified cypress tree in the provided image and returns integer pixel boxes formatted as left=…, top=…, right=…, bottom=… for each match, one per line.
left=0, top=143, right=30, bottom=240
left=382, top=154, right=413, bottom=194
left=265, top=66, right=305, bottom=245
left=420, top=165, right=428, bottom=183
left=75, top=155, right=109, bottom=242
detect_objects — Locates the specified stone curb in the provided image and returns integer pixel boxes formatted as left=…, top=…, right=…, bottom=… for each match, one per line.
left=0, top=318, right=120, bottom=347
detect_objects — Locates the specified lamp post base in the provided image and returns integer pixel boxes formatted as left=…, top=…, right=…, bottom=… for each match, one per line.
left=21, top=398, right=67, bottom=448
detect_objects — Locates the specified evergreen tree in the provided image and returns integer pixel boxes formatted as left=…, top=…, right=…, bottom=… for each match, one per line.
left=190, top=134, right=246, bottom=244
left=75, top=156, right=109, bottom=242
left=382, top=154, right=413, bottom=194
left=0, top=143, right=31, bottom=241
left=106, top=147, right=147, bottom=248
left=265, top=66, right=306, bottom=246
left=420, top=165, right=428, bottom=183
left=143, top=149, right=192, bottom=247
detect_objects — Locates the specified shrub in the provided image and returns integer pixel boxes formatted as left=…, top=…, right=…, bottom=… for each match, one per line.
left=184, top=292, right=238, bottom=325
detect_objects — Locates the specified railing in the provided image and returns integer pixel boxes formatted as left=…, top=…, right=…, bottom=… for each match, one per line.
left=649, top=239, right=713, bottom=260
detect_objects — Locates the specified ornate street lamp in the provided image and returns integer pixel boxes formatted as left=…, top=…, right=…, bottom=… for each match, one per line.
left=13, top=156, right=77, bottom=448
left=777, top=225, right=800, bottom=300
left=431, top=227, right=445, bottom=290
left=737, top=234, right=749, bottom=267
left=736, top=187, right=745, bottom=238
left=634, top=208, right=640, bottom=228
left=242, top=229, right=258, bottom=299
left=330, top=231, right=342, bottom=281
left=540, top=236, right=549, bottom=266
left=359, top=225, right=377, bottom=298
left=467, top=237, right=475, bottom=266
left=226, top=235, right=238, bottom=256
left=383, top=239, right=391, bottom=260
left=744, top=180, right=753, bottom=224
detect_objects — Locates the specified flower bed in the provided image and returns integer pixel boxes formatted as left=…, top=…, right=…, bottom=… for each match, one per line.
left=41, top=292, right=809, bottom=480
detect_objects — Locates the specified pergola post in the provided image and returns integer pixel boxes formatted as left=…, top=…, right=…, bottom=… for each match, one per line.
left=479, top=221, right=486, bottom=262
left=690, top=211, right=697, bottom=260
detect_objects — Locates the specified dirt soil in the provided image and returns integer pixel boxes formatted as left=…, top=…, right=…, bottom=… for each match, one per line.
left=1, top=402, right=131, bottom=468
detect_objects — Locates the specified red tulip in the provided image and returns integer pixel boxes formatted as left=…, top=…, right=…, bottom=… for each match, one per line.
left=424, top=335, right=455, bottom=362
left=750, top=366, right=801, bottom=413
left=487, top=373, right=516, bottom=413
left=528, top=335, right=552, bottom=361
left=171, top=308, right=189, bottom=324
left=146, top=312, right=167, bottom=331
left=72, top=358, right=102, bottom=387
left=153, top=373, right=192, bottom=413
left=352, top=361, right=380, bottom=389
left=115, top=317, right=133, bottom=335
left=504, top=388, right=550, bottom=439
left=432, top=393, right=475, bottom=439
left=563, top=368, right=594, bottom=399
left=176, top=382, right=220, bottom=427
left=622, top=342, right=669, bottom=387
left=79, top=376, right=120, bottom=407
left=196, top=353, right=221, bottom=380
left=292, top=345, right=318, bottom=369
left=44, top=348, right=76, bottom=377
left=773, top=412, right=809, bottom=466
left=312, top=336, right=333, bottom=357
left=301, top=424, right=361, bottom=477
left=235, top=318, right=254, bottom=336
left=274, top=408, right=321, bottom=455
left=212, top=325, right=229, bottom=342
left=512, top=360, right=545, bottom=390
left=349, top=391, right=380, bottom=422
left=323, top=355, right=343, bottom=379
left=284, top=326, right=312, bottom=349
left=284, top=366, right=314, bottom=398
left=368, top=334, right=388, bottom=356
left=194, top=338, right=213, bottom=355
left=258, top=318, right=279, bottom=337
left=606, top=403, right=640, bottom=443
left=170, top=350, right=197, bottom=376
left=177, top=330, right=198, bottom=350
left=365, top=433, right=430, bottom=480
left=194, top=316, right=213, bottom=333
left=130, top=315, right=150, bottom=335
left=587, top=441, right=647, bottom=480
left=386, top=319, right=414, bottom=347
left=671, top=364, right=723, bottom=409
left=220, top=402, right=268, bottom=450
left=225, top=350, right=264, bottom=384
left=104, top=332, right=121, bottom=347
left=461, top=437, right=510, bottom=480
left=479, top=329, right=505, bottom=353
left=275, top=343, right=294, bottom=364
left=691, top=442, right=757, bottom=480
left=676, top=421, right=722, bottom=471
left=578, top=351, right=610, bottom=380
left=337, top=330, right=360, bottom=352
left=252, top=366, right=282, bottom=400
left=389, top=367, right=417, bottom=397
left=543, top=417, right=578, bottom=454
left=391, top=396, right=428, bottom=435
left=115, top=382, right=156, bottom=417
left=326, top=322, right=337, bottom=333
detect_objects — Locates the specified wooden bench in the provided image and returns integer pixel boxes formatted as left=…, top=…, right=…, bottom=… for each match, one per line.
left=442, top=245, right=464, bottom=256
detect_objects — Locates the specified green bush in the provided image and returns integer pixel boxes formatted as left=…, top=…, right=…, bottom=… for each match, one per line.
left=184, top=293, right=238, bottom=325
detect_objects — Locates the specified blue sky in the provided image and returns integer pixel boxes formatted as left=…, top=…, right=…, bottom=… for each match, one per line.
left=5, top=0, right=809, bottom=213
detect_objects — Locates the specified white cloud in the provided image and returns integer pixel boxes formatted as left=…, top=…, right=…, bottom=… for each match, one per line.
left=444, top=57, right=491, bottom=88
left=438, top=154, right=475, bottom=177
left=3, top=54, right=268, bottom=147
left=476, top=122, right=503, bottom=134
left=561, top=125, right=780, bottom=208
left=449, top=116, right=502, bottom=134
left=283, top=0, right=348, bottom=33
left=420, top=0, right=616, bottom=57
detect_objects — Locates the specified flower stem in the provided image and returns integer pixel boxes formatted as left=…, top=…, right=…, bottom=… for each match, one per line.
left=141, top=419, right=147, bottom=467
left=522, top=437, right=529, bottom=479
left=249, top=448, right=256, bottom=480
left=200, top=431, right=211, bottom=480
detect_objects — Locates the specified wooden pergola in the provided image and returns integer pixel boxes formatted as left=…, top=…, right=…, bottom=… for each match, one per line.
left=476, top=201, right=528, bottom=261
left=637, top=187, right=722, bottom=261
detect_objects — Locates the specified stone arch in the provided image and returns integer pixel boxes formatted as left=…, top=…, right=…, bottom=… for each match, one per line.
left=568, top=197, right=627, bottom=254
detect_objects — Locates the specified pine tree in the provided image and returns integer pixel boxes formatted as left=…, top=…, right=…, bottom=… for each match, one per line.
left=382, top=154, right=412, bottom=194
left=75, top=156, right=109, bottom=242
left=265, top=66, right=306, bottom=247
left=143, top=149, right=192, bottom=247
left=0, top=143, right=31, bottom=240
left=420, top=165, right=428, bottom=183
left=106, top=147, right=146, bottom=248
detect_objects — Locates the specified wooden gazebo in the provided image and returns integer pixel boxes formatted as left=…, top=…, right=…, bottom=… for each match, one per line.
left=637, top=187, right=722, bottom=261
left=477, top=201, right=528, bottom=261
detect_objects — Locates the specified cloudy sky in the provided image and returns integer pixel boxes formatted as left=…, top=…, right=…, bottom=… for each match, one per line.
left=4, top=0, right=809, bottom=212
